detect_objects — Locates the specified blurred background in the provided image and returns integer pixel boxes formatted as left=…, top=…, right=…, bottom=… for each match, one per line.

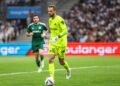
left=0, top=0, right=120, bottom=43
left=0, top=1, right=120, bottom=86
left=0, top=0, right=120, bottom=56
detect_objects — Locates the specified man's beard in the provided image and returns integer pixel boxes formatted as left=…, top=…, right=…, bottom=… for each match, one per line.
left=34, top=21, right=38, bottom=25
left=50, top=13, right=54, bottom=17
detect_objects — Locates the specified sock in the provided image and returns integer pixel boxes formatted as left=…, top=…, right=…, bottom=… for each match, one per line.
left=63, top=61, right=70, bottom=71
left=49, top=63, right=54, bottom=78
left=36, top=60, right=40, bottom=67
left=40, top=55, right=44, bottom=61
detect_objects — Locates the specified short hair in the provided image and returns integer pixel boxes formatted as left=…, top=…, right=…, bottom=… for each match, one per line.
left=33, top=14, right=39, bottom=18
left=48, top=5, right=56, bottom=11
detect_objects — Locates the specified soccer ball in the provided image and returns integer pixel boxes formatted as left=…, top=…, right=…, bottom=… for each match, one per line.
left=45, top=77, right=54, bottom=86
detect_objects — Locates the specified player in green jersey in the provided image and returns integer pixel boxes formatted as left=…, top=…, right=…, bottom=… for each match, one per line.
left=47, top=5, right=71, bottom=80
left=26, top=14, right=48, bottom=72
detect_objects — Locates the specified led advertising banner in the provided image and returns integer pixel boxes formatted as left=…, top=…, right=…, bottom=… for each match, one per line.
left=27, top=42, right=120, bottom=56
left=8, top=7, right=42, bottom=18
left=0, top=43, right=31, bottom=56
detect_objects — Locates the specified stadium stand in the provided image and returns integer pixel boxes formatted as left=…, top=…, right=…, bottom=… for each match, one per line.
left=64, top=0, right=120, bottom=42
left=0, top=19, right=23, bottom=43
left=1, top=0, right=120, bottom=42
left=0, top=0, right=42, bottom=43
left=15, top=0, right=78, bottom=42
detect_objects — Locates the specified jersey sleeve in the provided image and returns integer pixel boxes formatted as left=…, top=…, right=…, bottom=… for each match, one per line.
left=59, top=18, right=68, bottom=37
left=43, top=24, right=48, bottom=31
left=27, top=25, right=32, bottom=33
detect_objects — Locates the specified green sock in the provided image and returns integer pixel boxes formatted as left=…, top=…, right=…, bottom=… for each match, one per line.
left=49, top=63, right=54, bottom=78
left=36, top=60, right=40, bottom=67
left=40, top=55, right=44, bottom=61
left=63, top=61, right=70, bottom=71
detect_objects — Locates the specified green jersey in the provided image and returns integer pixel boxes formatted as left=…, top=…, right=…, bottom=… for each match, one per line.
left=49, top=15, right=67, bottom=47
left=27, top=22, right=47, bottom=45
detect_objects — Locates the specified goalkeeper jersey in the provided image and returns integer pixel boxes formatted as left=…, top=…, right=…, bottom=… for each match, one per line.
left=49, top=15, right=67, bottom=47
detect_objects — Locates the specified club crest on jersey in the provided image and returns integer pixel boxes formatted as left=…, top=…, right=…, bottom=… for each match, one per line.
left=39, top=27, right=41, bottom=29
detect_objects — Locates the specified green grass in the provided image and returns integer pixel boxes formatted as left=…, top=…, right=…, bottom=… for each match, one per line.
left=0, top=56, right=120, bottom=86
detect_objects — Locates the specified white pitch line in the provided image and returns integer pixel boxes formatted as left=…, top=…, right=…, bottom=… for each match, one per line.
left=0, top=65, right=119, bottom=76
left=0, top=66, right=97, bottom=76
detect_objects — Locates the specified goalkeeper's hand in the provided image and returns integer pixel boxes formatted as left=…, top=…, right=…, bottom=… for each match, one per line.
left=50, top=35, right=61, bottom=45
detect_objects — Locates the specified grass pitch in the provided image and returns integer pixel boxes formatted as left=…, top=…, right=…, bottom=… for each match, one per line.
left=0, top=56, right=120, bottom=86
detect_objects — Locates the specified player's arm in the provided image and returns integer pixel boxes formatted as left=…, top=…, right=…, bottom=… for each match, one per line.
left=58, top=20, right=67, bottom=37
left=41, top=29, right=49, bottom=38
left=26, top=25, right=33, bottom=37
left=41, top=24, right=49, bottom=38
left=26, top=32, right=33, bottom=37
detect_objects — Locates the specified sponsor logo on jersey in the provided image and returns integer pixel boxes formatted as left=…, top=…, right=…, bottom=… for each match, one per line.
left=33, top=31, right=41, bottom=33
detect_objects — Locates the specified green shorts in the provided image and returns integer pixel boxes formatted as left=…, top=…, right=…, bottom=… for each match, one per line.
left=49, top=44, right=67, bottom=58
left=32, top=44, right=44, bottom=53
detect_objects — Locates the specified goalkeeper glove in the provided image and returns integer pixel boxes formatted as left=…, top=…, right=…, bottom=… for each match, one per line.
left=50, top=35, right=61, bottom=45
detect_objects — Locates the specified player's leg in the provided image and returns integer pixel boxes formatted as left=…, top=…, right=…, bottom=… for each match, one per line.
left=35, top=52, right=40, bottom=67
left=49, top=54, right=55, bottom=78
left=59, top=58, right=71, bottom=79
left=58, top=47, right=71, bottom=79
left=49, top=45, right=56, bottom=78
left=58, top=58, right=70, bottom=71
left=39, top=49, right=44, bottom=68
left=32, top=45, right=42, bottom=72
left=34, top=52, right=42, bottom=72
left=32, top=46, right=40, bottom=68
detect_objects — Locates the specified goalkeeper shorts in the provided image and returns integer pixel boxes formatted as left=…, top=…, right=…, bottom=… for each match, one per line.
left=32, top=44, right=44, bottom=53
left=49, top=44, right=67, bottom=58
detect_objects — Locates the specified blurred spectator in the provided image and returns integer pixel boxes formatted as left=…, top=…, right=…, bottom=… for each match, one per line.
left=0, top=19, right=24, bottom=43
left=0, top=26, right=4, bottom=43
left=4, top=23, right=14, bottom=42
left=79, top=32, right=87, bottom=42
left=64, top=0, right=120, bottom=42
left=16, top=19, right=23, bottom=34
left=27, top=10, right=33, bottom=25
left=117, top=35, right=120, bottom=42
left=11, top=20, right=18, bottom=40
left=5, top=0, right=30, bottom=6
left=4, top=0, right=41, bottom=6
left=67, top=33, right=75, bottom=42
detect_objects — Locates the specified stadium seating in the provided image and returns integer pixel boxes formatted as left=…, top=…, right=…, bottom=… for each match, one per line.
left=64, top=0, right=120, bottom=42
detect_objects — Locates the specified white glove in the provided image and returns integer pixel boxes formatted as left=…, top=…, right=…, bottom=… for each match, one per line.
left=50, top=36, right=59, bottom=45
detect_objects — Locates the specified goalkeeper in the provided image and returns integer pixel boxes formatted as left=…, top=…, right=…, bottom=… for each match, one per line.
left=48, top=5, right=71, bottom=80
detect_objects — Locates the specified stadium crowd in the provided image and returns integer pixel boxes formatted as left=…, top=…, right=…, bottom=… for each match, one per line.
left=1, top=0, right=120, bottom=43
left=0, top=19, right=23, bottom=43
left=63, top=0, right=120, bottom=42
left=0, top=0, right=36, bottom=43
left=4, top=0, right=41, bottom=6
